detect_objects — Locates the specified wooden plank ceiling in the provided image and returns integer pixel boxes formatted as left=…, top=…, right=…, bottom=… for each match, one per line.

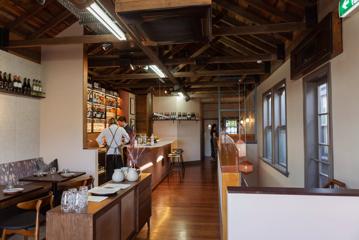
left=0, top=0, right=316, bottom=98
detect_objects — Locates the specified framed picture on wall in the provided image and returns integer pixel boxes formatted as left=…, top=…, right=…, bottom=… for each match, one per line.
left=130, top=98, right=135, bottom=115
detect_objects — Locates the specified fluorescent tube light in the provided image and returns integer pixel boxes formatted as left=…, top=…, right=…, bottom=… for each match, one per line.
left=87, top=2, right=126, bottom=41
left=149, top=65, right=166, bottom=78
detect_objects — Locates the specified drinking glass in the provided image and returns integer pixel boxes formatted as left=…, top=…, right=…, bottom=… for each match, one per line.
left=5, top=178, right=14, bottom=190
left=61, top=191, right=72, bottom=213
left=50, top=167, right=57, bottom=175
left=74, top=186, right=88, bottom=213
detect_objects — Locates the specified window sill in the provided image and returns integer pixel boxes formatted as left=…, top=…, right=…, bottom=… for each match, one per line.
left=261, top=157, right=289, bottom=177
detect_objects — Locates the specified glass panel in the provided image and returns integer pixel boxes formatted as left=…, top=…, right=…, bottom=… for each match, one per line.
left=319, top=115, right=329, bottom=145
left=263, top=98, right=268, bottom=127
left=318, top=83, right=328, bottom=114
left=268, top=96, right=272, bottom=126
left=319, top=145, right=329, bottom=162
left=319, top=174, right=329, bottom=188
left=280, top=90, right=286, bottom=126
left=319, top=162, right=329, bottom=176
left=278, top=128, right=287, bottom=167
left=265, top=128, right=272, bottom=160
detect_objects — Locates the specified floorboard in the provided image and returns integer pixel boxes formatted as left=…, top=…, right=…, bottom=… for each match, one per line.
left=135, top=159, right=220, bottom=240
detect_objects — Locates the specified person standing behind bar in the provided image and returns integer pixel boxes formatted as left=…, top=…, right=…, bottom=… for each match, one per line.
left=96, top=118, right=130, bottom=181
left=117, top=116, right=134, bottom=139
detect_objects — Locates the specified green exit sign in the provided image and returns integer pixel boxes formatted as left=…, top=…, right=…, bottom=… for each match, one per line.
left=339, top=0, right=359, bottom=18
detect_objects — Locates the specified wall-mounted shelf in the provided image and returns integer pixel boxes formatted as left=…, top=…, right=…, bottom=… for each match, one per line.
left=0, top=88, right=45, bottom=99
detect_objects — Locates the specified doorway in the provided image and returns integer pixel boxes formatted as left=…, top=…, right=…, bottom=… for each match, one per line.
left=304, top=64, right=333, bottom=188
left=203, top=120, right=218, bottom=159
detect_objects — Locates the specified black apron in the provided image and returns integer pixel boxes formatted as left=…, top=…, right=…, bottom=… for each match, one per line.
left=105, top=126, right=123, bottom=181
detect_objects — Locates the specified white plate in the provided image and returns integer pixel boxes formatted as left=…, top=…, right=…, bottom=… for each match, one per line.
left=89, top=187, right=119, bottom=196
left=60, top=172, right=75, bottom=177
left=3, top=188, right=24, bottom=194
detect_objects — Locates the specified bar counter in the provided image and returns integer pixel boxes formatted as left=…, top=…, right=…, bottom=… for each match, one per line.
left=46, top=173, right=151, bottom=240
left=124, top=139, right=174, bottom=189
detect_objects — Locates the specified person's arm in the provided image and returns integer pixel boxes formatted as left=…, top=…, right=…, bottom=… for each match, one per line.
left=96, top=130, right=105, bottom=145
left=121, top=128, right=130, bottom=144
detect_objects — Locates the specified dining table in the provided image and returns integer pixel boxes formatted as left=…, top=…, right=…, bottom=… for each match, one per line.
left=0, top=184, right=47, bottom=209
left=19, top=171, right=86, bottom=204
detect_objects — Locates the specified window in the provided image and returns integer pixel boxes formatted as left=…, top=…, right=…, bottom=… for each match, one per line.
left=317, top=82, right=330, bottom=186
left=225, top=119, right=238, bottom=134
left=263, top=92, right=272, bottom=160
left=304, top=64, right=333, bottom=188
left=262, top=81, right=287, bottom=175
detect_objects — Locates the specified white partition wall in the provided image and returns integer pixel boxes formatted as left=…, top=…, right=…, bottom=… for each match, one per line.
left=228, top=191, right=359, bottom=240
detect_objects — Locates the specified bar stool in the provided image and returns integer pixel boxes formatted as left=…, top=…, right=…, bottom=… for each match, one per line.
left=168, top=148, right=185, bottom=181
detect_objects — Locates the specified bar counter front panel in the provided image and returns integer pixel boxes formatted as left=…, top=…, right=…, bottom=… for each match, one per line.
left=46, top=173, right=151, bottom=240
left=124, top=140, right=173, bottom=189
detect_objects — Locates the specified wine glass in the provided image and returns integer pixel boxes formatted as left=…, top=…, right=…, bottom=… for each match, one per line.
left=61, top=191, right=72, bottom=213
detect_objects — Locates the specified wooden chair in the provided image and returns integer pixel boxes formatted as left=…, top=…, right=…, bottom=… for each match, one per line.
left=61, top=175, right=94, bottom=190
left=323, top=179, right=347, bottom=189
left=0, top=192, right=54, bottom=240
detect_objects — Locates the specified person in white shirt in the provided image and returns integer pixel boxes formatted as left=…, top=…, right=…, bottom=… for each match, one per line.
left=96, top=118, right=130, bottom=181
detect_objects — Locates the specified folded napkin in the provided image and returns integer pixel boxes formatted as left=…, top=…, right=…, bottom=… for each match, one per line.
left=88, top=195, right=108, bottom=202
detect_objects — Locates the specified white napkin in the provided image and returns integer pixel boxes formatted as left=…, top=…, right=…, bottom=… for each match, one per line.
left=88, top=195, right=108, bottom=202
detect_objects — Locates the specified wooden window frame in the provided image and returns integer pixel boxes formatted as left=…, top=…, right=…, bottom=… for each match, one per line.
left=262, top=80, right=289, bottom=177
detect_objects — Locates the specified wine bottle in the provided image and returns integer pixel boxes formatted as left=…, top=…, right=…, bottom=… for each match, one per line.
left=3, top=72, right=8, bottom=90
left=18, top=76, right=22, bottom=93
left=0, top=71, right=3, bottom=89
left=13, top=75, right=18, bottom=93
left=8, top=74, right=13, bottom=92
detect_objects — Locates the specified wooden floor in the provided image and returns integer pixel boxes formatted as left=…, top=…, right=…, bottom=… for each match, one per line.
left=135, top=159, right=220, bottom=240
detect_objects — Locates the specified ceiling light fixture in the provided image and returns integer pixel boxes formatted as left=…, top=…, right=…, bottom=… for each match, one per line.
left=149, top=65, right=166, bottom=78
left=87, top=2, right=126, bottom=41
left=256, top=60, right=263, bottom=64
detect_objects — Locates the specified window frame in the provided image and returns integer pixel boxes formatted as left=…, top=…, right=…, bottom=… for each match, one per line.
left=262, top=80, right=289, bottom=176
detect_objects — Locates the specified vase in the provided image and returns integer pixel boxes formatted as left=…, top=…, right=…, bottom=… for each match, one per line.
left=112, top=169, right=124, bottom=182
left=126, top=168, right=139, bottom=182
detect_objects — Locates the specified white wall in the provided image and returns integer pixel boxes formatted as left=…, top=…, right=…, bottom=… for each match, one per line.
left=0, top=50, right=42, bottom=163
left=40, top=23, right=97, bottom=177
left=153, top=96, right=201, bottom=162
left=256, top=60, right=305, bottom=187
left=228, top=192, right=359, bottom=240
left=256, top=10, right=359, bottom=188
left=331, top=12, right=359, bottom=187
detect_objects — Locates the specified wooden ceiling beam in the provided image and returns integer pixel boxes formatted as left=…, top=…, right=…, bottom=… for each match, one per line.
left=88, top=54, right=277, bottom=68
left=213, top=22, right=306, bottom=36
left=95, top=69, right=266, bottom=80
left=113, top=79, right=256, bottom=88
left=6, top=34, right=139, bottom=49
left=30, top=10, right=72, bottom=39
left=245, top=0, right=301, bottom=22
left=5, top=0, right=54, bottom=30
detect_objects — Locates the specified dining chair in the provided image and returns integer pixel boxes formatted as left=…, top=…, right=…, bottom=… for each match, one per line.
left=0, top=192, right=54, bottom=240
left=61, top=175, right=94, bottom=190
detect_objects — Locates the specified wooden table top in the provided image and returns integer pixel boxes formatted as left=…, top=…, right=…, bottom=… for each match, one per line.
left=20, top=172, right=86, bottom=183
left=48, top=173, right=151, bottom=217
left=0, top=184, right=44, bottom=209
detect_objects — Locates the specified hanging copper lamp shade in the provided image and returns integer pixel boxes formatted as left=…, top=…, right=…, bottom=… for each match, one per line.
left=239, top=160, right=254, bottom=174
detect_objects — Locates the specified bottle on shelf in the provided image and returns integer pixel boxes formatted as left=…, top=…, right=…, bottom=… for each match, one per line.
left=0, top=71, right=3, bottom=89
left=8, top=74, right=14, bottom=92
left=150, top=134, right=155, bottom=146
left=3, top=72, right=8, bottom=90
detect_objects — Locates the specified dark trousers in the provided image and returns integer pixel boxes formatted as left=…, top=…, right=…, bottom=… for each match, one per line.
left=106, top=154, right=123, bottom=182
left=210, top=138, right=217, bottom=159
